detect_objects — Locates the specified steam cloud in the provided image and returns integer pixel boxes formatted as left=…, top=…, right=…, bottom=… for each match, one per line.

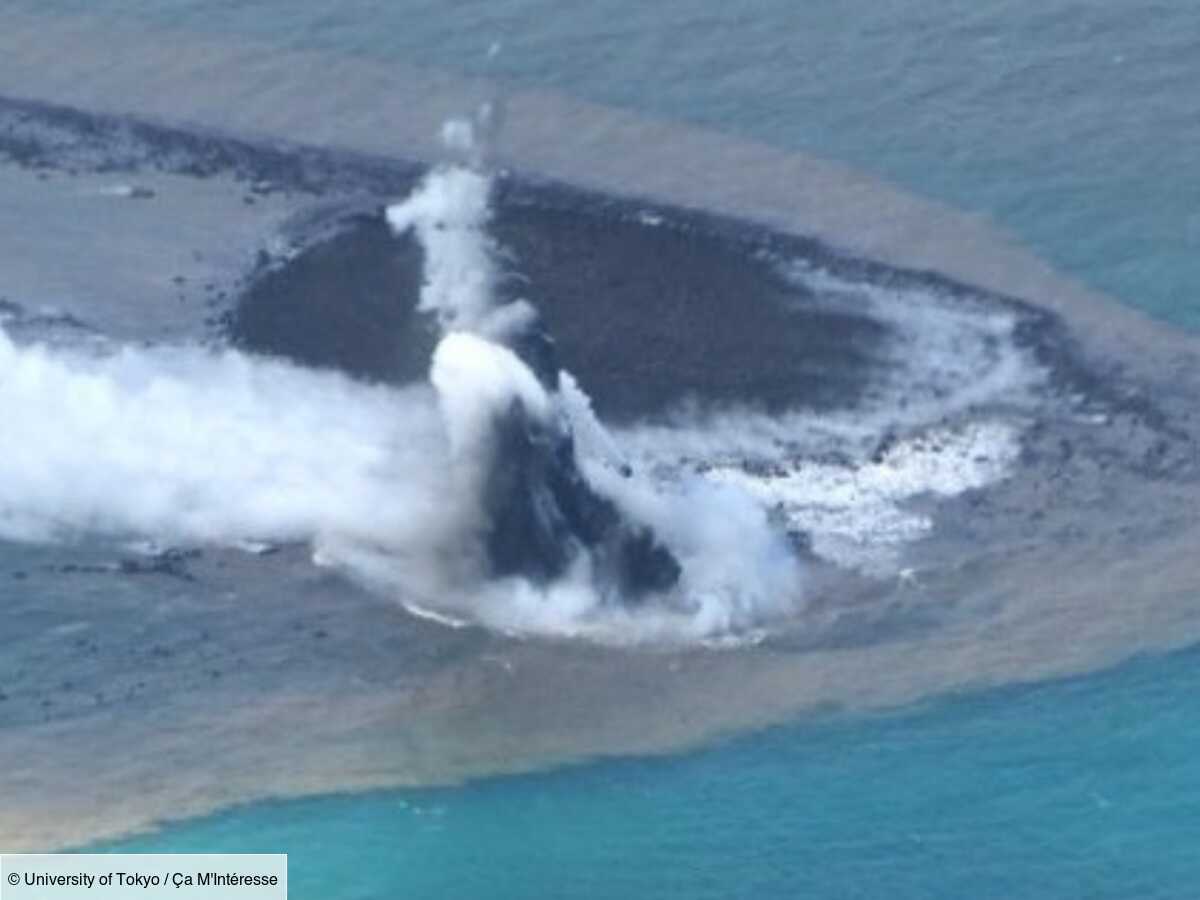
left=0, top=148, right=806, bottom=642
left=383, top=158, right=804, bottom=638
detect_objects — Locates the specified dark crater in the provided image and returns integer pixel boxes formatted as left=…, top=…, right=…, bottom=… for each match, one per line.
left=1, top=94, right=1099, bottom=428
left=232, top=213, right=434, bottom=385
left=231, top=184, right=894, bottom=422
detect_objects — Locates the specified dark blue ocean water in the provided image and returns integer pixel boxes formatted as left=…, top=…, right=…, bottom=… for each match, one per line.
left=13, top=1, right=1198, bottom=894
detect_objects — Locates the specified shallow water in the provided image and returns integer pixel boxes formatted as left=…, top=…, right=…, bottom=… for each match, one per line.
left=0, top=2, right=1198, bottom=895
left=8, top=0, right=1200, bottom=331
left=104, top=646, right=1200, bottom=899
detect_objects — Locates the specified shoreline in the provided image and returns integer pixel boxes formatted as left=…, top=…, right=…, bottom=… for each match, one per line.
left=0, top=17, right=1197, bottom=852
left=0, top=9, right=1195, bottom=368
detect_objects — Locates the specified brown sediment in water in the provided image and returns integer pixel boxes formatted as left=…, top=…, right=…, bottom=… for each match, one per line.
left=0, top=9, right=1197, bottom=853
left=4, top=526, right=1199, bottom=853
left=0, top=7, right=1194, bottom=376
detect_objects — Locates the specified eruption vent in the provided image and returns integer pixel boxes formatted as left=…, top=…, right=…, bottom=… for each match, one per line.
left=390, top=166, right=683, bottom=601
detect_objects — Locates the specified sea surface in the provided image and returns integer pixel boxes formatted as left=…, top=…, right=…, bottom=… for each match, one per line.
left=5, top=0, right=1199, bottom=896
left=106, top=647, right=1200, bottom=899
left=10, top=0, right=1200, bottom=332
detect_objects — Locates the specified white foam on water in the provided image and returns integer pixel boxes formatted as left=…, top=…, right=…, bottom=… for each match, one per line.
left=379, top=161, right=811, bottom=641
left=781, top=260, right=1042, bottom=423
left=706, top=421, right=1021, bottom=573
left=377, top=158, right=1038, bottom=640
left=592, top=258, right=1040, bottom=582
left=0, top=140, right=1036, bottom=644
left=0, top=157, right=804, bottom=644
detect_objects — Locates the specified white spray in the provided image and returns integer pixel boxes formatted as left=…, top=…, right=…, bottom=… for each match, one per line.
left=379, top=120, right=806, bottom=640
left=0, top=330, right=453, bottom=550
left=0, top=104, right=1037, bottom=642
left=0, top=144, right=805, bottom=642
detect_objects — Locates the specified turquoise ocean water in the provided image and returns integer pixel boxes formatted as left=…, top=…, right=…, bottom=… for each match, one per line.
left=107, top=647, right=1200, bottom=899
left=12, top=0, right=1195, bottom=894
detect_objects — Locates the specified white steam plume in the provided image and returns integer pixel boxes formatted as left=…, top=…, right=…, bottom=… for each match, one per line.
left=0, top=126, right=816, bottom=643
left=429, top=329, right=551, bottom=514
left=385, top=166, right=498, bottom=331
left=0, top=330, right=453, bottom=550
left=381, top=153, right=808, bottom=640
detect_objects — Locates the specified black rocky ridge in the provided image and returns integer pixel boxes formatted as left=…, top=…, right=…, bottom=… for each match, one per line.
left=484, top=393, right=681, bottom=600
left=481, top=312, right=681, bottom=600
left=232, top=202, right=698, bottom=599
left=225, top=193, right=897, bottom=599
